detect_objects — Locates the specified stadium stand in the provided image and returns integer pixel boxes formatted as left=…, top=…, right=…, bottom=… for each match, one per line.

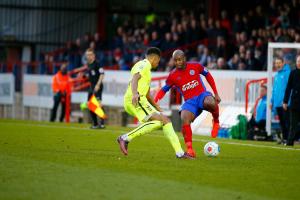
left=36, top=0, right=300, bottom=73
left=1, top=0, right=299, bottom=75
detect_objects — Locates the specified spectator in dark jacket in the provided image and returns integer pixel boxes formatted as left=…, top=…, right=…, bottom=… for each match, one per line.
left=187, top=19, right=200, bottom=43
left=149, top=31, right=161, bottom=47
left=228, top=53, right=240, bottom=70
left=161, top=32, right=176, bottom=51
left=232, top=14, right=243, bottom=34
left=216, top=57, right=229, bottom=70
left=283, top=55, right=300, bottom=146
left=245, top=50, right=261, bottom=70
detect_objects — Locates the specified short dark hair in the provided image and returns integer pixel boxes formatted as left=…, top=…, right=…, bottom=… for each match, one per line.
left=146, top=47, right=161, bottom=57
left=275, top=57, right=284, bottom=62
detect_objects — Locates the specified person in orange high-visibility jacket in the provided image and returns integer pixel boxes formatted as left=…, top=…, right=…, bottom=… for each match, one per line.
left=50, top=63, right=72, bottom=122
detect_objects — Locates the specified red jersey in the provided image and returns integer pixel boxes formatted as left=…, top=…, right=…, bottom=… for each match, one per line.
left=165, top=62, right=209, bottom=101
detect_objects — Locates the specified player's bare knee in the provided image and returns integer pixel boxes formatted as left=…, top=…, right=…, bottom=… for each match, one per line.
left=210, top=100, right=217, bottom=110
left=204, top=96, right=216, bottom=111
left=150, top=113, right=166, bottom=123
left=151, top=113, right=170, bottom=125
left=181, top=113, right=193, bottom=125
left=181, top=115, right=190, bottom=124
left=182, top=118, right=192, bottom=125
left=208, top=103, right=216, bottom=111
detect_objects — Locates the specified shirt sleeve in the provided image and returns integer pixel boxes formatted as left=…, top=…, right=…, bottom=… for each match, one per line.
left=154, top=75, right=172, bottom=102
left=283, top=70, right=293, bottom=104
left=98, top=66, right=104, bottom=75
left=165, top=74, right=174, bottom=88
left=52, top=75, right=59, bottom=93
left=131, top=62, right=148, bottom=76
left=198, top=63, right=209, bottom=76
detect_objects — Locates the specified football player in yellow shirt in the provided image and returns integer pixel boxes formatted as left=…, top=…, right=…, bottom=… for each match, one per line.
left=117, top=47, right=192, bottom=159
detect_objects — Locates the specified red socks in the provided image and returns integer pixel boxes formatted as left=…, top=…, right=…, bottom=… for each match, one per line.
left=212, top=104, right=219, bottom=123
left=182, top=124, right=193, bottom=150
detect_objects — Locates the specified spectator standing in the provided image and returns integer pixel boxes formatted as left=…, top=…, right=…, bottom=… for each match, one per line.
left=187, top=19, right=200, bottom=43
left=283, top=55, right=300, bottom=146
left=270, top=57, right=291, bottom=144
left=232, top=14, right=243, bottom=34
left=81, top=33, right=91, bottom=52
left=50, top=63, right=72, bottom=122
left=220, top=10, right=231, bottom=34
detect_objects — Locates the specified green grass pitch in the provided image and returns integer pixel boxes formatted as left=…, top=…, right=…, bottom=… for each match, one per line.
left=0, top=119, right=300, bottom=200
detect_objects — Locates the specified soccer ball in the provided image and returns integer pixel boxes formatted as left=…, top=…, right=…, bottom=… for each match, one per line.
left=204, top=142, right=220, bottom=157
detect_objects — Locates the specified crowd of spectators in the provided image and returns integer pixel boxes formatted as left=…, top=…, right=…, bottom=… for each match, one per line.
left=43, top=0, right=300, bottom=72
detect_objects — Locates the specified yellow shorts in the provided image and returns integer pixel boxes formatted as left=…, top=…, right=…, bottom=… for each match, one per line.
left=124, top=95, right=159, bottom=123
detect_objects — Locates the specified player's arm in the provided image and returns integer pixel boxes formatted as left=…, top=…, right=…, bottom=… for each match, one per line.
left=283, top=71, right=293, bottom=111
left=200, top=66, right=221, bottom=103
left=131, top=72, right=141, bottom=106
left=146, top=88, right=162, bottom=112
left=52, top=76, right=59, bottom=94
left=154, top=85, right=171, bottom=103
left=154, top=75, right=173, bottom=103
left=94, top=67, right=104, bottom=93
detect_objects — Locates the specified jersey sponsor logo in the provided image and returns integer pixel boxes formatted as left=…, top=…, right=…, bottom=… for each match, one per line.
left=189, top=70, right=195, bottom=75
left=182, top=80, right=199, bottom=91
left=91, top=70, right=96, bottom=76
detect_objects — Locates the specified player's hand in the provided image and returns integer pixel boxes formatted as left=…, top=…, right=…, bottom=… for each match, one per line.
left=283, top=103, right=288, bottom=111
left=155, top=105, right=162, bottom=112
left=269, top=104, right=273, bottom=110
left=132, top=93, right=140, bottom=106
left=215, top=94, right=221, bottom=104
left=94, top=85, right=100, bottom=93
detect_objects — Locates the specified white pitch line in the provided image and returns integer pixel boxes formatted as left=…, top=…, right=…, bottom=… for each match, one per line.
left=1, top=121, right=300, bottom=152
left=192, top=138, right=300, bottom=151
left=149, top=134, right=300, bottom=151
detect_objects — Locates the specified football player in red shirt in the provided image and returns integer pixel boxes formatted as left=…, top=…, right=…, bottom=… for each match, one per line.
left=154, top=50, right=221, bottom=157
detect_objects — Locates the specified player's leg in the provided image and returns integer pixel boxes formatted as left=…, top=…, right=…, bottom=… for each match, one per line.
left=96, top=87, right=105, bottom=128
left=118, top=96, right=186, bottom=158
left=59, top=100, right=66, bottom=122
left=149, top=113, right=186, bottom=158
left=286, top=111, right=300, bottom=146
left=118, top=97, right=165, bottom=155
left=121, top=97, right=163, bottom=140
left=180, top=109, right=196, bottom=157
left=50, top=92, right=61, bottom=122
left=202, top=93, right=220, bottom=138
left=88, top=90, right=99, bottom=128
